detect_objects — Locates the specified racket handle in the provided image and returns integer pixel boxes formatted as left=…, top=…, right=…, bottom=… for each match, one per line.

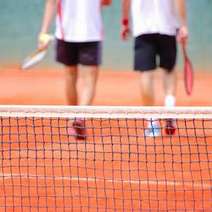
left=182, top=43, right=188, bottom=59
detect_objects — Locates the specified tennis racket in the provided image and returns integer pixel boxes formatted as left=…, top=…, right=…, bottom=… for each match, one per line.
left=21, top=0, right=64, bottom=70
left=182, top=44, right=194, bottom=95
left=21, top=47, right=48, bottom=70
left=21, top=33, right=54, bottom=70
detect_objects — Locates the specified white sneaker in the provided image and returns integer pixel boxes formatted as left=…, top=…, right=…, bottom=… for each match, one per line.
left=144, top=121, right=160, bottom=137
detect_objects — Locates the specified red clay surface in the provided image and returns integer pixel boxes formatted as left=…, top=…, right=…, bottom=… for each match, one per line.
left=0, top=65, right=212, bottom=106
left=0, top=66, right=211, bottom=211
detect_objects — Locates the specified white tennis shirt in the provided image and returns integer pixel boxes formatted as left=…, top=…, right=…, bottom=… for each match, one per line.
left=131, top=0, right=180, bottom=37
left=55, top=0, right=103, bottom=42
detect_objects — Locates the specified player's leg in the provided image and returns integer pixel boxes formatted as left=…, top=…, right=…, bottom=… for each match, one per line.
left=56, top=39, right=79, bottom=105
left=134, top=35, right=157, bottom=105
left=163, top=70, right=177, bottom=107
left=134, top=34, right=160, bottom=136
left=65, top=66, right=85, bottom=139
left=139, top=71, right=154, bottom=106
left=159, top=34, right=177, bottom=107
left=162, top=70, right=177, bottom=135
left=56, top=39, right=85, bottom=139
left=140, top=71, right=161, bottom=137
left=79, top=65, right=99, bottom=105
left=65, top=65, right=78, bottom=105
left=78, top=41, right=102, bottom=106
left=67, top=41, right=102, bottom=139
left=159, top=34, right=177, bottom=135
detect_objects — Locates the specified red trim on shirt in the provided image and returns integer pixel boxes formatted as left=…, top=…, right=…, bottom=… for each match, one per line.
left=57, top=0, right=64, bottom=40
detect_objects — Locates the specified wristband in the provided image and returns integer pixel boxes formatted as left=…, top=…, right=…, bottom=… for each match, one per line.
left=122, top=19, right=129, bottom=26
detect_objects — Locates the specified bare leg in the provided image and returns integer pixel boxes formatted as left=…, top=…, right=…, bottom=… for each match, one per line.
left=66, top=65, right=86, bottom=139
left=163, top=68, right=177, bottom=135
left=79, top=65, right=99, bottom=106
left=163, top=69, right=177, bottom=107
left=139, top=71, right=155, bottom=106
left=140, top=70, right=160, bottom=136
left=65, top=65, right=78, bottom=105
left=67, top=65, right=98, bottom=139
left=163, top=69, right=176, bottom=97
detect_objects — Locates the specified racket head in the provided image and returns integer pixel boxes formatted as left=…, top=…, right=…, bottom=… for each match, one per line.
left=21, top=48, right=47, bottom=70
left=182, top=45, right=194, bottom=95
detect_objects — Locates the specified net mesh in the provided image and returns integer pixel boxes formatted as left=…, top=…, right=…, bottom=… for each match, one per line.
left=0, top=106, right=211, bottom=211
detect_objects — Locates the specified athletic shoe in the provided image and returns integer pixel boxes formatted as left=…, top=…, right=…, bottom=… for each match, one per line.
left=68, top=119, right=86, bottom=140
left=164, top=119, right=176, bottom=135
left=144, top=120, right=160, bottom=137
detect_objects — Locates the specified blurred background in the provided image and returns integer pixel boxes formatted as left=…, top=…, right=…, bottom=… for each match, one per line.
left=0, top=0, right=212, bottom=106
left=0, top=0, right=212, bottom=71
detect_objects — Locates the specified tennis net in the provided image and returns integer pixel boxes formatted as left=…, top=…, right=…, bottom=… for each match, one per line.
left=0, top=105, right=211, bottom=211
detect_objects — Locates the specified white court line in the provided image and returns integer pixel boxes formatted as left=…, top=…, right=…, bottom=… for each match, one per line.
left=0, top=173, right=211, bottom=190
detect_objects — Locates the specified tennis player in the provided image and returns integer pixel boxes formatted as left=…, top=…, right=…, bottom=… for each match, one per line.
left=121, top=0, right=189, bottom=136
left=38, top=0, right=112, bottom=139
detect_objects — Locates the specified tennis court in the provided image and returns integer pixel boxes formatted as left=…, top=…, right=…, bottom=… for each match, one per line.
left=0, top=67, right=212, bottom=106
left=0, top=68, right=211, bottom=211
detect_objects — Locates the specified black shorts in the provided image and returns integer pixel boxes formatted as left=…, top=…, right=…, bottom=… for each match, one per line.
left=134, top=34, right=177, bottom=72
left=56, top=39, right=102, bottom=66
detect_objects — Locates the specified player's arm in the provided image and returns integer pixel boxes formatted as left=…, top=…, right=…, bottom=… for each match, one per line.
left=38, top=0, right=57, bottom=49
left=175, top=0, right=189, bottom=44
left=121, top=0, right=131, bottom=40
left=101, top=0, right=112, bottom=6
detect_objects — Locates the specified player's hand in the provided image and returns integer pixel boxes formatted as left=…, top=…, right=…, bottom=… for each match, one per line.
left=121, top=19, right=130, bottom=41
left=177, top=25, right=189, bottom=45
left=38, top=33, right=53, bottom=50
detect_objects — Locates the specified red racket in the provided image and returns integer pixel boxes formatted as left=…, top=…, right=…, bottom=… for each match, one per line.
left=182, top=44, right=194, bottom=95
